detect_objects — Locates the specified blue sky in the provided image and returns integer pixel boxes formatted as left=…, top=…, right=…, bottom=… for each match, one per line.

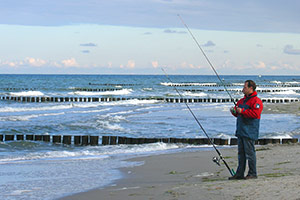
left=0, top=0, right=299, bottom=75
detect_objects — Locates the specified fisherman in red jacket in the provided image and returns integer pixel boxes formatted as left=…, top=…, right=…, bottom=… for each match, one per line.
left=229, top=80, right=263, bottom=180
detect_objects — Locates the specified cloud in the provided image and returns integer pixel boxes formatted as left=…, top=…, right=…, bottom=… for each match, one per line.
left=81, top=50, right=90, bottom=53
left=0, top=57, right=80, bottom=68
left=0, top=1, right=299, bottom=33
left=120, top=60, right=135, bottom=69
left=25, top=57, right=47, bottom=67
left=253, top=61, right=266, bottom=69
left=61, top=58, right=79, bottom=67
left=256, top=44, right=263, bottom=47
left=164, top=29, right=187, bottom=34
left=127, top=60, right=135, bottom=68
left=283, top=45, right=300, bottom=55
left=180, top=62, right=205, bottom=69
left=144, top=32, right=152, bottom=35
left=80, top=43, right=97, bottom=47
left=152, top=61, right=159, bottom=68
left=202, top=40, right=215, bottom=47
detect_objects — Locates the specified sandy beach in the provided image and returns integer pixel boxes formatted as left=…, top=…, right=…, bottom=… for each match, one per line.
left=61, top=103, right=300, bottom=200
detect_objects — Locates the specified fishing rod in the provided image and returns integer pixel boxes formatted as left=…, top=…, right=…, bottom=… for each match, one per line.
left=177, top=14, right=237, bottom=107
left=162, top=68, right=234, bottom=176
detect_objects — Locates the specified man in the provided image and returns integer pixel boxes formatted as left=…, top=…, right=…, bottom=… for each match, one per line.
left=229, top=80, right=263, bottom=180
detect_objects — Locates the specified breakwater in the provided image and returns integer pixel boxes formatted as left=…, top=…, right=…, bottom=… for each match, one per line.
left=0, top=135, right=298, bottom=146
left=1, top=95, right=299, bottom=103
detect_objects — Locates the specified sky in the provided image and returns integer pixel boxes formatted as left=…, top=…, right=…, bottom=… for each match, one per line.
left=0, top=0, right=300, bottom=75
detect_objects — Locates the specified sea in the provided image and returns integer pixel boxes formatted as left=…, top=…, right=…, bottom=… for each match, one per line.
left=0, top=74, right=299, bottom=199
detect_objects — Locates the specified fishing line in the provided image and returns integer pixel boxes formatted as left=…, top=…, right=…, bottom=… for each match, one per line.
left=161, top=68, right=234, bottom=176
left=177, top=14, right=237, bottom=107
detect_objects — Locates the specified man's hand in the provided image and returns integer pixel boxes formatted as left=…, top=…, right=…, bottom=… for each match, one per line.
left=236, top=107, right=242, bottom=114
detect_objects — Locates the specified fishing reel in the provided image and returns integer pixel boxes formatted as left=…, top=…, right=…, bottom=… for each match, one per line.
left=212, top=156, right=220, bottom=166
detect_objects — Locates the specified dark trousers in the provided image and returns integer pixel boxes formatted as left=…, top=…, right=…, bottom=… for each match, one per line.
left=236, top=137, right=257, bottom=177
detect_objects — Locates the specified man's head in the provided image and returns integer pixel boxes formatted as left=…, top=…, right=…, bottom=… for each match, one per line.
left=242, top=80, right=256, bottom=96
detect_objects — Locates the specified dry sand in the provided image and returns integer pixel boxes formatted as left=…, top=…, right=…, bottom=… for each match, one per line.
left=61, top=103, right=300, bottom=200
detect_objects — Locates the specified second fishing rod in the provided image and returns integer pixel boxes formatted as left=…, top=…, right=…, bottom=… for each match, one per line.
left=162, top=68, right=235, bottom=176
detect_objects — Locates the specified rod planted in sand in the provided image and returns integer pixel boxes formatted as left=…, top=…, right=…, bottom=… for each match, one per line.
left=162, top=68, right=234, bottom=176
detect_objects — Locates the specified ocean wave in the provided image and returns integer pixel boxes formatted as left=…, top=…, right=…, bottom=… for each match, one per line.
left=270, top=80, right=282, bottom=84
left=100, top=99, right=159, bottom=106
left=0, top=112, right=65, bottom=121
left=0, top=142, right=183, bottom=164
left=161, top=82, right=217, bottom=86
left=69, top=89, right=133, bottom=96
left=270, top=90, right=299, bottom=95
left=9, top=91, right=44, bottom=96
left=182, top=91, right=208, bottom=97
left=0, top=104, right=73, bottom=113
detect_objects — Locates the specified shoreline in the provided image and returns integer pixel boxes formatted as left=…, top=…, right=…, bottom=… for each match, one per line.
left=60, top=102, right=300, bottom=200
left=60, top=143, right=300, bottom=200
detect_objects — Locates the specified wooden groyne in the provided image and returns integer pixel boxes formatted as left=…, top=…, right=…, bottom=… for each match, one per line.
left=0, top=134, right=100, bottom=146
left=101, top=136, right=299, bottom=146
left=1, top=135, right=298, bottom=146
left=164, top=83, right=300, bottom=87
left=1, top=96, right=299, bottom=103
left=183, top=89, right=300, bottom=93
left=73, top=88, right=123, bottom=92
left=0, top=87, right=38, bottom=91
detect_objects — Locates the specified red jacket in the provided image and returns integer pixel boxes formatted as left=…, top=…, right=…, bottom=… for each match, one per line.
left=232, top=91, right=263, bottom=140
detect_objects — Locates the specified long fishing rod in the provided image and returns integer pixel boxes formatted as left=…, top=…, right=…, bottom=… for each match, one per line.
left=162, top=68, right=234, bottom=176
left=177, top=14, right=237, bottom=107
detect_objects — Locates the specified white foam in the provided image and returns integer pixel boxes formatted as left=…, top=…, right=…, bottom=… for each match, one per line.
left=69, top=89, right=133, bottom=96
left=270, top=81, right=282, bottom=84
left=161, top=82, right=217, bottom=86
left=0, top=104, right=73, bottom=113
left=270, top=90, right=298, bottom=95
left=182, top=91, right=208, bottom=97
left=143, top=88, right=153, bottom=91
left=0, top=112, right=65, bottom=121
left=100, top=99, right=159, bottom=106
left=10, top=91, right=44, bottom=96
left=10, top=190, right=32, bottom=196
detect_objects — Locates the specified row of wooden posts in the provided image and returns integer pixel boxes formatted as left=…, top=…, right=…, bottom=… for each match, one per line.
left=164, top=84, right=300, bottom=87
left=1, top=95, right=299, bottom=104
left=102, top=136, right=299, bottom=146
left=183, top=89, right=300, bottom=93
left=0, top=134, right=99, bottom=146
left=2, top=134, right=297, bottom=146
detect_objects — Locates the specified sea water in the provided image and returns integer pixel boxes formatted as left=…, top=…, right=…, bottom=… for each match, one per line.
left=0, top=74, right=299, bottom=199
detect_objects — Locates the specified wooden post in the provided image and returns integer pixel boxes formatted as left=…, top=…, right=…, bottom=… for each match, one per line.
left=43, top=135, right=50, bottom=142
left=272, top=139, right=280, bottom=144
left=0, top=135, right=3, bottom=141
left=258, top=138, right=265, bottom=145
left=5, top=135, right=14, bottom=141
left=81, top=136, right=89, bottom=145
left=53, top=135, right=62, bottom=144
left=17, top=135, right=24, bottom=140
left=117, top=136, right=125, bottom=144
left=74, top=136, right=81, bottom=145
left=230, top=138, right=238, bottom=145
left=213, top=138, right=221, bottom=145
left=90, top=136, right=99, bottom=146
left=102, top=136, right=110, bottom=145
left=35, top=135, right=43, bottom=141
left=26, top=135, right=34, bottom=140
left=110, top=136, right=117, bottom=145
left=220, top=139, right=229, bottom=145
left=291, top=138, right=298, bottom=143
left=63, top=135, right=71, bottom=145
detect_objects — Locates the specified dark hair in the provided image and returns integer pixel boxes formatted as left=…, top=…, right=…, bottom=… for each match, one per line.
left=245, top=80, right=256, bottom=91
